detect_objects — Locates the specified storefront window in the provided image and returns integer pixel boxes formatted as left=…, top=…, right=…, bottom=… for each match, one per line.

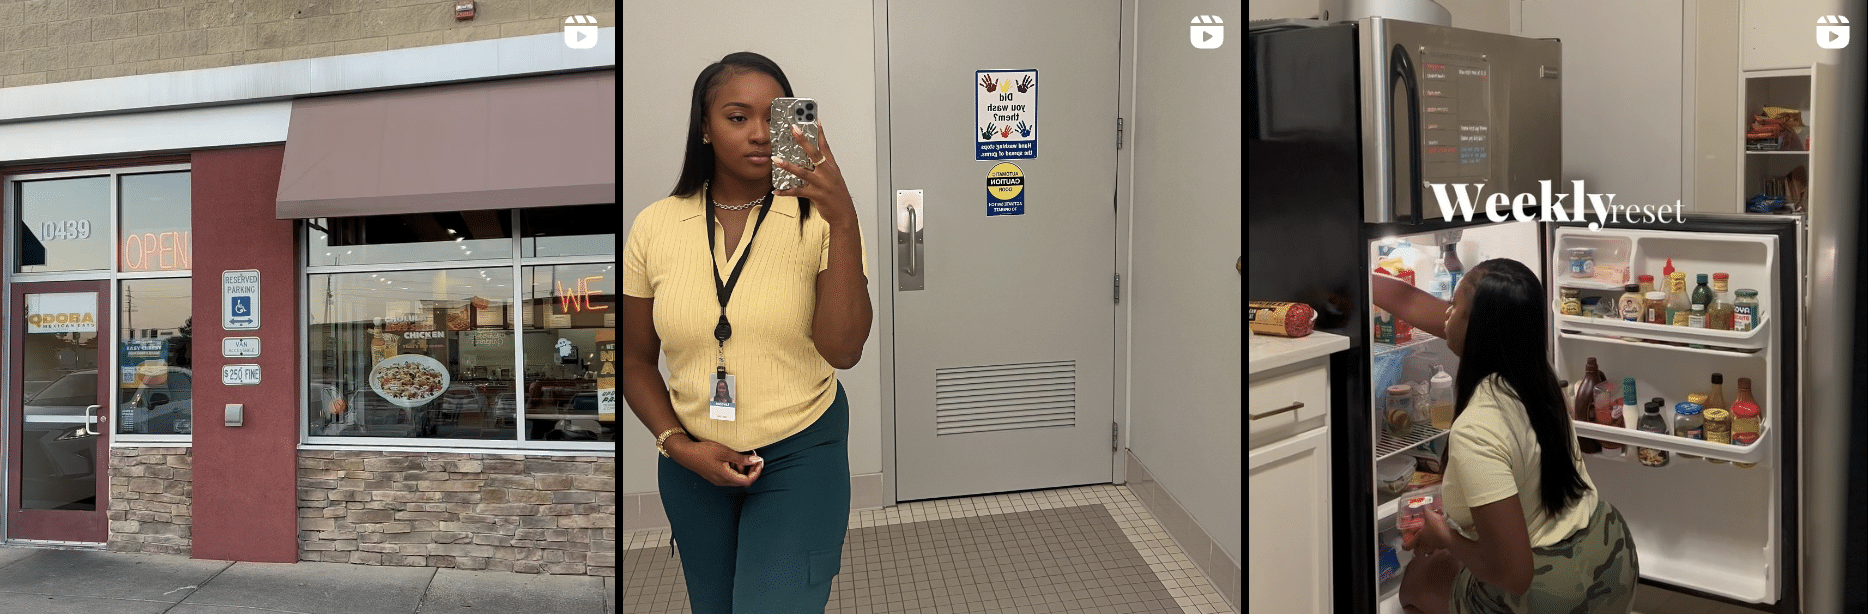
left=522, top=263, right=614, bottom=442
left=119, top=172, right=193, bottom=273
left=308, top=268, right=518, bottom=440
left=520, top=204, right=618, bottom=258
left=16, top=176, right=110, bottom=273
left=116, top=279, right=194, bottom=435
left=308, top=210, right=511, bottom=267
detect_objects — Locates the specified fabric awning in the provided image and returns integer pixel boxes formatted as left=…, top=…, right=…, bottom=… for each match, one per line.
left=275, top=70, right=614, bottom=219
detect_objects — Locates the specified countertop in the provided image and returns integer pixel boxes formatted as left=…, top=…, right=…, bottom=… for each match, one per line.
left=1249, top=331, right=1351, bottom=376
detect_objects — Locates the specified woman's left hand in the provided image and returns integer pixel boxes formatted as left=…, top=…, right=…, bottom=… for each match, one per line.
left=773, top=120, right=859, bottom=227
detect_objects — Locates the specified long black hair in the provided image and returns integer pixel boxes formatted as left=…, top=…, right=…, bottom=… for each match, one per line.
left=1452, top=258, right=1590, bottom=516
left=671, top=52, right=813, bottom=234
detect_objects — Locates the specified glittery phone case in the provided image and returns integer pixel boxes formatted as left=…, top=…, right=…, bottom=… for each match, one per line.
left=770, top=97, right=819, bottom=191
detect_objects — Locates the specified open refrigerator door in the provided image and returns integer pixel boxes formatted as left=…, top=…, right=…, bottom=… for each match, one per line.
left=1547, top=216, right=1799, bottom=608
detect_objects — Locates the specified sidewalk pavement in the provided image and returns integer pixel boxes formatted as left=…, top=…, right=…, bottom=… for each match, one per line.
left=0, top=545, right=614, bottom=614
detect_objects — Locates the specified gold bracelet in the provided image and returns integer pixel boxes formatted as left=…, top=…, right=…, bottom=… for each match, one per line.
left=656, top=427, right=687, bottom=458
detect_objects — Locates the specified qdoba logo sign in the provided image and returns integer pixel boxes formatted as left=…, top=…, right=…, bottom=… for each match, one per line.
left=1427, top=180, right=1687, bottom=230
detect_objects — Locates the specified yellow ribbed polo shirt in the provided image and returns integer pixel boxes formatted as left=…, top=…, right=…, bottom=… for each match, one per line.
left=623, top=192, right=867, bottom=452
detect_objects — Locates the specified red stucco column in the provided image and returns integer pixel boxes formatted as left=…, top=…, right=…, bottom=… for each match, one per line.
left=188, top=145, right=299, bottom=563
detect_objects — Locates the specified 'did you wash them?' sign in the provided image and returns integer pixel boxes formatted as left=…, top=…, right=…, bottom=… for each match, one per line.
left=976, top=69, right=1036, bottom=161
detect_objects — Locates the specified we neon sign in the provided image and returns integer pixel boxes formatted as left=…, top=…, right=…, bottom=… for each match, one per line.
left=123, top=231, right=192, bottom=272
left=555, top=275, right=610, bottom=313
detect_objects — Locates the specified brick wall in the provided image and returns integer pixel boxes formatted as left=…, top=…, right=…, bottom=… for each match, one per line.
left=108, top=447, right=195, bottom=556
left=0, top=0, right=616, bottom=88
left=297, top=451, right=615, bottom=576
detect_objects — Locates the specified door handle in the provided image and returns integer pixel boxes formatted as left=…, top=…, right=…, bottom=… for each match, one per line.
left=83, top=405, right=100, bottom=436
left=904, top=206, right=919, bottom=276
left=1249, top=401, right=1304, bottom=421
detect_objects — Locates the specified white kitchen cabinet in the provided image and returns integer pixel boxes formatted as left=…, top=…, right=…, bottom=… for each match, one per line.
left=1248, top=332, right=1346, bottom=614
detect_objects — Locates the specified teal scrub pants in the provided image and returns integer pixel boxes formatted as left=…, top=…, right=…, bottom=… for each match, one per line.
left=659, top=382, right=851, bottom=614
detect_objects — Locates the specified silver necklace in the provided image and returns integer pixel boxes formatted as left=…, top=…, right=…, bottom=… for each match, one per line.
left=705, top=181, right=764, bottom=210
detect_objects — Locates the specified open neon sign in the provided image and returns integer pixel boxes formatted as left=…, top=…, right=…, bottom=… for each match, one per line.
left=122, top=231, right=192, bottom=271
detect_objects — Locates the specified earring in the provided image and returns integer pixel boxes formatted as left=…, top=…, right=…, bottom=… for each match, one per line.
left=703, top=136, right=710, bottom=144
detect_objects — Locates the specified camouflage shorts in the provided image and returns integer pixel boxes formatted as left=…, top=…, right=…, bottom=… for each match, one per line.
left=1451, top=500, right=1639, bottom=614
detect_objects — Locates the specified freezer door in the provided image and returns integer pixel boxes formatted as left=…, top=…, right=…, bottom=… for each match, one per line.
left=1361, top=18, right=1562, bottom=225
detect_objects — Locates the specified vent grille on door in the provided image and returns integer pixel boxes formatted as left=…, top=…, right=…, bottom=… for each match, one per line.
left=934, top=360, right=1076, bottom=435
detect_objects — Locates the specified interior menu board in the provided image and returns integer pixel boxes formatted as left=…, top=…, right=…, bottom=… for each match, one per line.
left=1418, top=48, right=1492, bottom=186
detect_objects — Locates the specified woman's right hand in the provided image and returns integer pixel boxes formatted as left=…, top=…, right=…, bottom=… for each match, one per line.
left=668, top=436, right=764, bottom=487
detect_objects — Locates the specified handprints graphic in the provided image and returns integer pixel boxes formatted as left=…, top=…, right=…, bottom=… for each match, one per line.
left=1015, top=75, right=1034, bottom=93
left=981, top=123, right=996, bottom=140
left=999, top=124, right=1012, bottom=138
left=1015, top=121, right=1031, bottom=137
left=980, top=74, right=998, bottom=93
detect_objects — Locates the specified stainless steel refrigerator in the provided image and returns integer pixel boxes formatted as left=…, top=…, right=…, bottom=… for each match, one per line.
left=1251, top=16, right=1804, bottom=613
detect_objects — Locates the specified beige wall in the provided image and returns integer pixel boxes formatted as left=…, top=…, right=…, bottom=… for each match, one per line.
left=1248, top=0, right=1511, bottom=33
left=0, top=0, right=615, bottom=88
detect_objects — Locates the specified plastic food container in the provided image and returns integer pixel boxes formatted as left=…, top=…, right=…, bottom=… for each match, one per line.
left=1377, top=455, right=1416, bottom=498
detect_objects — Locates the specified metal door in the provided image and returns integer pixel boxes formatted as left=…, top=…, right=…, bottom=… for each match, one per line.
left=889, top=0, right=1120, bottom=501
left=8, top=281, right=111, bottom=542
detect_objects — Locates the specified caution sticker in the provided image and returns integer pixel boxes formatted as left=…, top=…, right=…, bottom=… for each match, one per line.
left=986, top=162, right=1025, bottom=217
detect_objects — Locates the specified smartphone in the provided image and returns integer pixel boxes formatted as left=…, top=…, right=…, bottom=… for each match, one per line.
left=770, top=97, right=819, bottom=191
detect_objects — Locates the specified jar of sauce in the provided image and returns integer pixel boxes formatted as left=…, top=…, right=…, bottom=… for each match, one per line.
left=1568, top=248, right=1595, bottom=278
left=1643, top=291, right=1668, bottom=325
left=1675, top=394, right=1705, bottom=459
left=1702, top=407, right=1731, bottom=464
left=1733, top=289, right=1760, bottom=332
left=1560, top=288, right=1582, bottom=316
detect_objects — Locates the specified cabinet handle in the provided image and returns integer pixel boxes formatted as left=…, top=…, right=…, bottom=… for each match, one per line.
left=1250, top=401, right=1305, bottom=420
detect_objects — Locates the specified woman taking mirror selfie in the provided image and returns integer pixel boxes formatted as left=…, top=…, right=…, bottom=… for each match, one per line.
left=622, top=51, right=872, bottom=613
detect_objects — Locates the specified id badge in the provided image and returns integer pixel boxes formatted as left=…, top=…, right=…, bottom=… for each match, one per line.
left=708, top=373, right=737, bottom=421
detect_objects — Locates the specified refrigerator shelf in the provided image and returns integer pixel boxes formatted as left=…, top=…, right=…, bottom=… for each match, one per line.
left=1572, top=420, right=1771, bottom=463
left=1375, top=422, right=1449, bottom=460
left=1555, top=278, right=1630, bottom=291
left=1554, top=314, right=1771, bottom=350
left=1372, top=331, right=1441, bottom=358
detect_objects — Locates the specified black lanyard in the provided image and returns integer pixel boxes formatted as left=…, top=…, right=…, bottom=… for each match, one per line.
left=705, top=184, right=773, bottom=381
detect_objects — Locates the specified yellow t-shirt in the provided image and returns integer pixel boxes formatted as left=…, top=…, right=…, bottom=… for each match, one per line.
left=623, top=192, right=868, bottom=452
left=1441, top=374, right=1598, bottom=548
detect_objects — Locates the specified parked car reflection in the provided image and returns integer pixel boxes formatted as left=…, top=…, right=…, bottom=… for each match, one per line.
left=327, top=390, right=433, bottom=438
left=21, top=370, right=107, bottom=510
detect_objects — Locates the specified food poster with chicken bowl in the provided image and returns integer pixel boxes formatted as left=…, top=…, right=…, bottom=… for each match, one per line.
left=977, top=69, right=1037, bottom=160
left=367, top=305, right=452, bottom=407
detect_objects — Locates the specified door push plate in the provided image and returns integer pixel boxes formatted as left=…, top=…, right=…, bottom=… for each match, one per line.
left=897, top=190, right=925, bottom=291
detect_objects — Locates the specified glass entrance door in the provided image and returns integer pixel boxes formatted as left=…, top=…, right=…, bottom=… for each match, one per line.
left=8, top=282, right=110, bottom=542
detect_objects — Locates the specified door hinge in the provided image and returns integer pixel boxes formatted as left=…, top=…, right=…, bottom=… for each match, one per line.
left=1116, top=118, right=1124, bottom=150
left=1112, top=422, right=1120, bottom=450
left=1114, top=274, right=1121, bottom=304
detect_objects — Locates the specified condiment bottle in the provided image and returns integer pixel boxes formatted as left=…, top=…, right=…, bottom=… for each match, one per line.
left=1732, top=382, right=1761, bottom=469
left=1705, top=373, right=1727, bottom=419
left=1702, top=407, right=1731, bottom=464
left=1638, top=274, right=1656, bottom=296
left=1666, top=271, right=1691, bottom=326
left=1688, top=303, right=1707, bottom=329
left=1560, top=288, right=1583, bottom=316
left=1618, top=284, right=1644, bottom=322
left=1635, top=399, right=1670, bottom=467
left=1691, top=273, right=1714, bottom=315
left=1572, top=359, right=1605, bottom=454
left=1709, top=273, right=1734, bottom=330
left=1733, top=289, right=1760, bottom=332
left=1643, top=292, right=1668, bottom=325
left=1726, top=375, right=1755, bottom=466
left=1674, top=394, right=1705, bottom=459
left=1594, top=376, right=1625, bottom=452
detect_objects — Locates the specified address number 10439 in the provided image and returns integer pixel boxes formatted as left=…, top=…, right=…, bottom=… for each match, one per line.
left=40, top=220, right=92, bottom=241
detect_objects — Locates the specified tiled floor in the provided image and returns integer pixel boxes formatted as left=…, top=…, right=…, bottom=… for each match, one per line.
left=622, top=484, right=1234, bottom=613
left=1633, top=584, right=1773, bottom=614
